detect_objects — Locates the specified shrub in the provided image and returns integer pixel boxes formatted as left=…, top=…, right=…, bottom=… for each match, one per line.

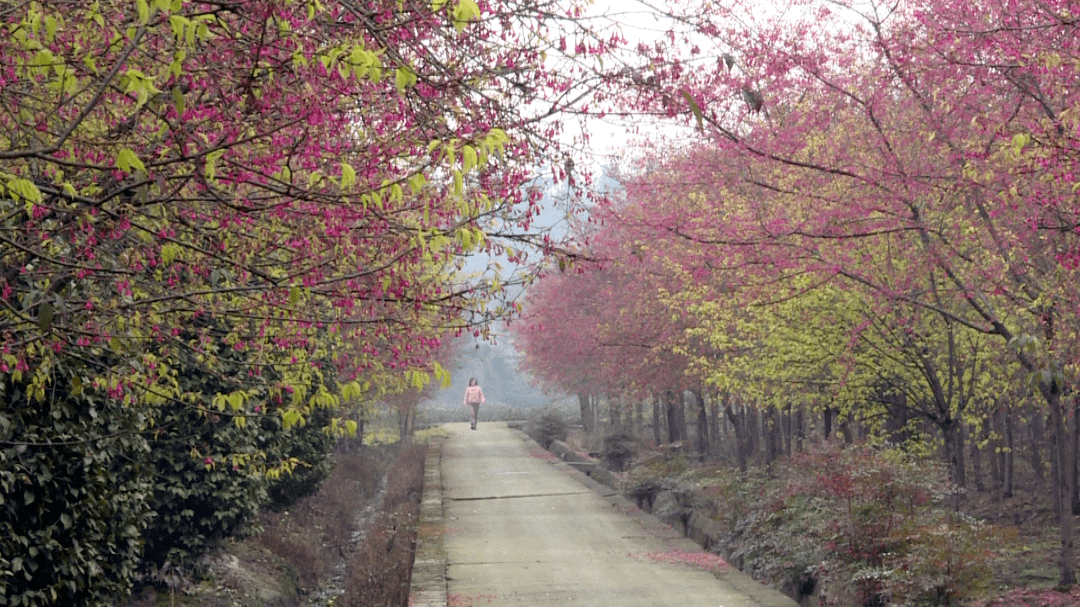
left=701, top=444, right=998, bottom=606
left=140, top=326, right=344, bottom=575
left=1, top=373, right=154, bottom=607
left=626, top=476, right=669, bottom=511
left=139, top=398, right=269, bottom=574
left=600, top=427, right=637, bottom=472
left=265, top=405, right=336, bottom=512
left=525, top=408, right=568, bottom=449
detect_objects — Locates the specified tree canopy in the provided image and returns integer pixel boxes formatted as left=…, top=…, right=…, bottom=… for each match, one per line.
left=513, top=0, right=1080, bottom=585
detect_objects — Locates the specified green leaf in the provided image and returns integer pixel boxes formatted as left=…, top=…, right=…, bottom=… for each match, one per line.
left=37, top=301, right=54, bottom=333
left=4, top=176, right=44, bottom=205
left=452, top=0, right=480, bottom=31
left=341, top=162, right=356, bottom=190
left=395, top=66, right=416, bottom=91
left=116, top=148, right=147, bottom=175
left=452, top=169, right=463, bottom=195
left=681, top=89, right=704, bottom=130
left=44, top=15, right=58, bottom=41
left=204, top=149, right=224, bottom=181
left=282, top=408, right=303, bottom=429
left=462, top=145, right=478, bottom=173
left=227, top=392, right=243, bottom=411
left=161, top=242, right=182, bottom=265
left=408, top=172, right=427, bottom=194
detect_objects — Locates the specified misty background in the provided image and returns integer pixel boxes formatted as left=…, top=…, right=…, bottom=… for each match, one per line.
left=416, top=337, right=575, bottom=424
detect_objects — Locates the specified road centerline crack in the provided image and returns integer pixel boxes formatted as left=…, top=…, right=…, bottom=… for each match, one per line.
left=448, top=491, right=592, bottom=501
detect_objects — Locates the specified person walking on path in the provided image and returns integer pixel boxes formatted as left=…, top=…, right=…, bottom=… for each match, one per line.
left=462, top=378, right=485, bottom=430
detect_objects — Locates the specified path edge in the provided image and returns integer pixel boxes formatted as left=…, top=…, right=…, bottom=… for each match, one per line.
left=408, top=436, right=447, bottom=607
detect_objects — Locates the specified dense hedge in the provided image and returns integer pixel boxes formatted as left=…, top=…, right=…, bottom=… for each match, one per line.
left=140, top=400, right=269, bottom=573
left=2, top=336, right=342, bottom=604
left=141, top=333, right=338, bottom=572
left=667, top=445, right=998, bottom=606
left=1, top=373, right=154, bottom=607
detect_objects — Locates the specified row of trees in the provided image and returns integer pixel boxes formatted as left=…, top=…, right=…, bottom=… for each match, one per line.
left=513, top=0, right=1080, bottom=587
left=0, top=0, right=621, bottom=604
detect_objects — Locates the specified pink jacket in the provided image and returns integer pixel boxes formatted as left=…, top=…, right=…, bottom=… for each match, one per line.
left=463, top=385, right=485, bottom=405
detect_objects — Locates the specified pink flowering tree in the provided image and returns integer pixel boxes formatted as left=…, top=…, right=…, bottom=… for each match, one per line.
left=0, top=0, right=624, bottom=602
left=512, top=178, right=711, bottom=441
left=608, top=0, right=1080, bottom=585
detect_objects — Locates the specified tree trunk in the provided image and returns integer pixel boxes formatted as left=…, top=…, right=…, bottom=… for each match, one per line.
left=693, top=388, right=708, bottom=456
left=652, top=394, right=662, bottom=445
left=1071, top=395, right=1080, bottom=516
left=725, top=401, right=749, bottom=473
left=1046, top=386, right=1076, bottom=586
left=675, top=391, right=688, bottom=442
left=398, top=404, right=415, bottom=443
left=942, top=418, right=967, bottom=489
left=795, top=405, right=806, bottom=453
left=578, top=392, right=593, bottom=434
left=665, top=390, right=678, bottom=443
left=956, top=420, right=967, bottom=489
left=609, top=395, right=622, bottom=429
left=747, top=405, right=760, bottom=464
left=1003, top=405, right=1015, bottom=498
left=764, top=408, right=781, bottom=466
left=781, top=405, right=792, bottom=457
left=1051, top=413, right=1061, bottom=514
left=1029, top=409, right=1047, bottom=485
left=824, top=406, right=836, bottom=442
left=972, top=420, right=987, bottom=494
left=709, top=394, right=721, bottom=455
left=839, top=418, right=853, bottom=445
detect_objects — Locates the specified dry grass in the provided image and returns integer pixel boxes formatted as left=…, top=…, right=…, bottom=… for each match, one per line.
left=254, top=438, right=395, bottom=594
left=340, top=443, right=427, bottom=607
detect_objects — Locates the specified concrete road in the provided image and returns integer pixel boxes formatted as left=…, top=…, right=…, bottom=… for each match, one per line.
left=434, top=422, right=795, bottom=607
